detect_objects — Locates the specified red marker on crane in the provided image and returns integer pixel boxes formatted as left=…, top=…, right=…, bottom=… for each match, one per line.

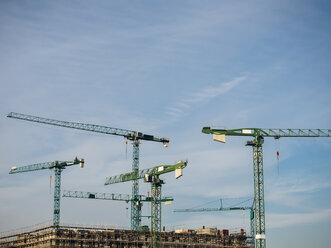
left=276, top=151, right=280, bottom=175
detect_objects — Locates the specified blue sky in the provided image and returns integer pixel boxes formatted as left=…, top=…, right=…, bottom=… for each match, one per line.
left=0, top=0, right=330, bottom=247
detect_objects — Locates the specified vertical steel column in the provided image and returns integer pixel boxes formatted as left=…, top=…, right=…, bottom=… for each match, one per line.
left=53, top=166, right=62, bottom=227
left=252, top=144, right=266, bottom=248
left=250, top=208, right=255, bottom=246
left=131, top=140, right=141, bottom=230
left=151, top=178, right=162, bottom=248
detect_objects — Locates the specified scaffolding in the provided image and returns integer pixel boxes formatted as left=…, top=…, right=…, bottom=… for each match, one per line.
left=0, top=224, right=252, bottom=248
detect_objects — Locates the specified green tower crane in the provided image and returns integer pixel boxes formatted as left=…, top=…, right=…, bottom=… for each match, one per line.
left=174, top=198, right=255, bottom=239
left=63, top=190, right=173, bottom=203
left=9, top=157, right=84, bottom=227
left=62, top=190, right=173, bottom=222
left=105, top=160, right=187, bottom=248
left=202, top=127, right=331, bottom=248
left=7, top=112, right=169, bottom=231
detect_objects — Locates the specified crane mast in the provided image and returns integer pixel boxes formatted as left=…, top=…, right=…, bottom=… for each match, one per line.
left=9, top=158, right=84, bottom=227
left=7, top=112, right=169, bottom=230
left=202, top=127, right=331, bottom=248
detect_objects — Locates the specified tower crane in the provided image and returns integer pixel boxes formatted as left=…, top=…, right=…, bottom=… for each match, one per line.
left=7, top=112, right=169, bottom=231
left=105, top=160, right=187, bottom=248
left=62, top=190, right=173, bottom=221
left=9, top=157, right=84, bottom=227
left=63, top=190, right=173, bottom=203
left=174, top=198, right=255, bottom=238
left=202, top=127, right=331, bottom=248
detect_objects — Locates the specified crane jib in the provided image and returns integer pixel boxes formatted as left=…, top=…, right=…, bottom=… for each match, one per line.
left=7, top=112, right=169, bottom=143
left=202, top=127, right=331, bottom=138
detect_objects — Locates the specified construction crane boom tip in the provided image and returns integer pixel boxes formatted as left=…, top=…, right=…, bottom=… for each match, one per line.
left=201, top=126, right=211, bottom=133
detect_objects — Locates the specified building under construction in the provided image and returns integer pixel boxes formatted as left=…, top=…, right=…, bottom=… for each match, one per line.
left=0, top=224, right=253, bottom=248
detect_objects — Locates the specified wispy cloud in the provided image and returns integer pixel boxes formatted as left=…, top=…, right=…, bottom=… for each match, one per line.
left=165, top=76, right=246, bottom=118
left=186, top=76, right=246, bottom=103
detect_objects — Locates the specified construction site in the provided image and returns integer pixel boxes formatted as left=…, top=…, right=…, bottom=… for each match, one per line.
left=0, top=224, right=251, bottom=248
left=2, top=112, right=330, bottom=248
